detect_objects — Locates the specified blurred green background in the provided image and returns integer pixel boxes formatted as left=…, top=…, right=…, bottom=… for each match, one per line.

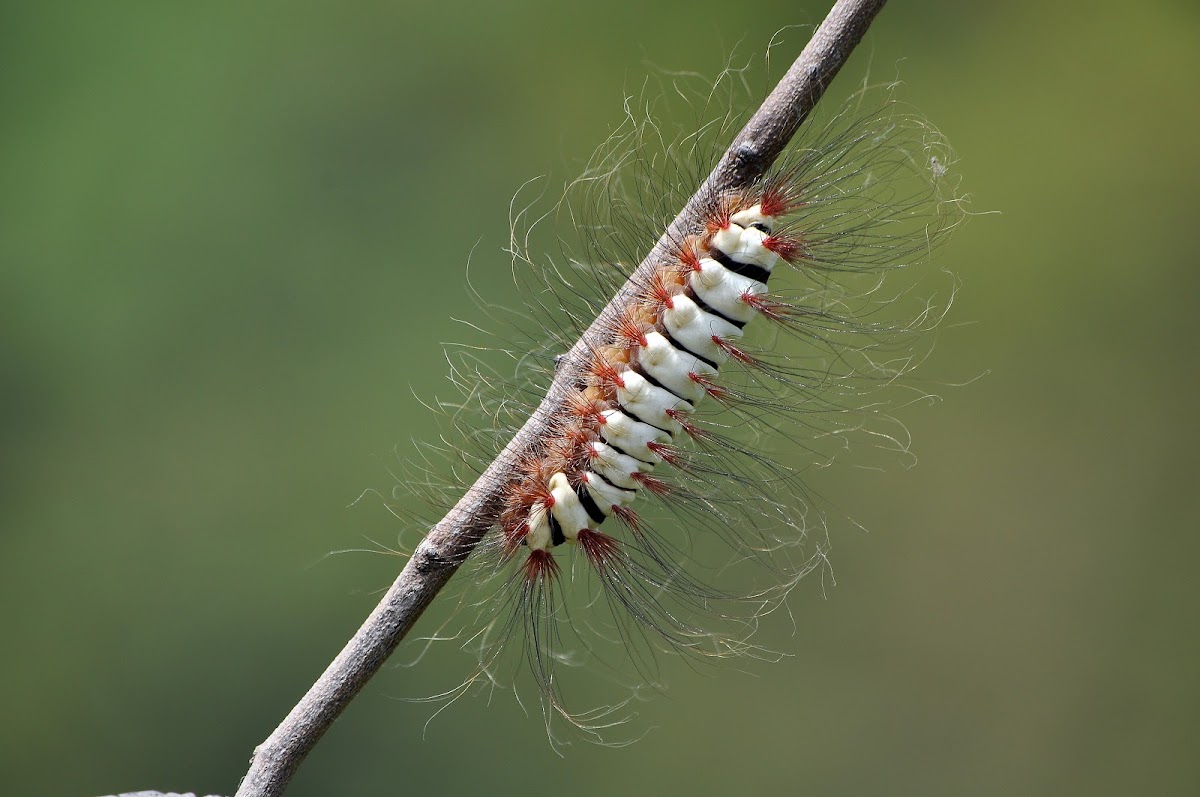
left=3, top=1, right=1198, bottom=795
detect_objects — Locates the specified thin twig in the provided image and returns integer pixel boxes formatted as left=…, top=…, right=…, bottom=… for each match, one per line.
left=224, top=2, right=887, bottom=795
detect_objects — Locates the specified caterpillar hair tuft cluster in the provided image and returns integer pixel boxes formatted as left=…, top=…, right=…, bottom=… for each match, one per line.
left=406, top=75, right=965, bottom=741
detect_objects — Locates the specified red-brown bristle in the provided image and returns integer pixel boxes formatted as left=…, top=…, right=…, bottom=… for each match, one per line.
left=759, top=183, right=798, bottom=218
left=741, top=291, right=797, bottom=323
left=644, top=269, right=679, bottom=309
left=522, top=549, right=560, bottom=586
left=665, top=408, right=709, bottom=440
left=704, top=198, right=734, bottom=233
left=675, top=242, right=702, bottom=273
left=630, top=471, right=673, bottom=496
left=688, top=372, right=732, bottom=401
left=610, top=504, right=642, bottom=532
left=566, top=394, right=605, bottom=424
left=503, top=469, right=544, bottom=523
left=712, top=336, right=759, bottom=366
left=613, top=307, right=649, bottom=349
left=516, top=476, right=554, bottom=509
left=576, top=529, right=620, bottom=568
left=590, top=354, right=627, bottom=390
left=500, top=489, right=530, bottom=532
left=646, top=441, right=685, bottom=468
left=501, top=519, right=528, bottom=558
left=543, top=437, right=585, bottom=474
left=764, top=233, right=805, bottom=263
left=515, top=455, right=540, bottom=480
left=561, top=422, right=597, bottom=448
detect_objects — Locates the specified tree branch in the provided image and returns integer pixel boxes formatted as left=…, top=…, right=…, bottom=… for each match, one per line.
left=226, top=2, right=887, bottom=795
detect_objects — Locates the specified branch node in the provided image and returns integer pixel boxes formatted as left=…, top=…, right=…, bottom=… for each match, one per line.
left=732, top=141, right=765, bottom=172
left=414, top=543, right=450, bottom=574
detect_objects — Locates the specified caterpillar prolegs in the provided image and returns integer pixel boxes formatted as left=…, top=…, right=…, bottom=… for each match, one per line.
left=411, top=76, right=963, bottom=737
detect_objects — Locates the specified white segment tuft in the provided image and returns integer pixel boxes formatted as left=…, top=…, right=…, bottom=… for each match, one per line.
left=524, top=503, right=553, bottom=552
left=730, top=203, right=776, bottom=231
left=617, top=370, right=692, bottom=433
left=711, top=224, right=780, bottom=270
left=548, top=472, right=590, bottom=540
left=583, top=471, right=636, bottom=514
left=662, top=293, right=742, bottom=365
left=690, top=259, right=765, bottom=324
left=599, top=408, right=670, bottom=463
left=588, top=441, right=651, bottom=489
left=637, top=331, right=716, bottom=403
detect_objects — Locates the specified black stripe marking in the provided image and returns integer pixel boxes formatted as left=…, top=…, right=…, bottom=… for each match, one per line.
left=711, top=247, right=772, bottom=284
left=575, top=483, right=608, bottom=524
left=749, top=221, right=771, bottom=234
left=548, top=513, right=567, bottom=547
left=604, top=439, right=657, bottom=467
left=659, top=324, right=720, bottom=370
left=588, top=468, right=637, bottom=496
left=617, top=403, right=673, bottom=437
left=685, top=285, right=747, bottom=329
left=629, top=362, right=689, bottom=404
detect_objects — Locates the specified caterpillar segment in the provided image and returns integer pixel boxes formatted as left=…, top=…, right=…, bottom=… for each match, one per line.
left=511, top=203, right=790, bottom=557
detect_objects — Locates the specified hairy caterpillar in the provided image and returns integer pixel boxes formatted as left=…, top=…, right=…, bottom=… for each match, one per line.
left=395, top=70, right=964, bottom=742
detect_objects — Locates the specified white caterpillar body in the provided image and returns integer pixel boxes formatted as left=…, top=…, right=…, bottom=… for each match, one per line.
left=523, top=209, right=777, bottom=552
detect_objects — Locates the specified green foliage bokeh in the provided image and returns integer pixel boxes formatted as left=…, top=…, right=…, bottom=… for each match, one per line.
left=2, top=1, right=1198, bottom=795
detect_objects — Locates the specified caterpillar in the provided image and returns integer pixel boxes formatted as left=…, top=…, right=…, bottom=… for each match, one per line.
left=398, top=71, right=964, bottom=741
